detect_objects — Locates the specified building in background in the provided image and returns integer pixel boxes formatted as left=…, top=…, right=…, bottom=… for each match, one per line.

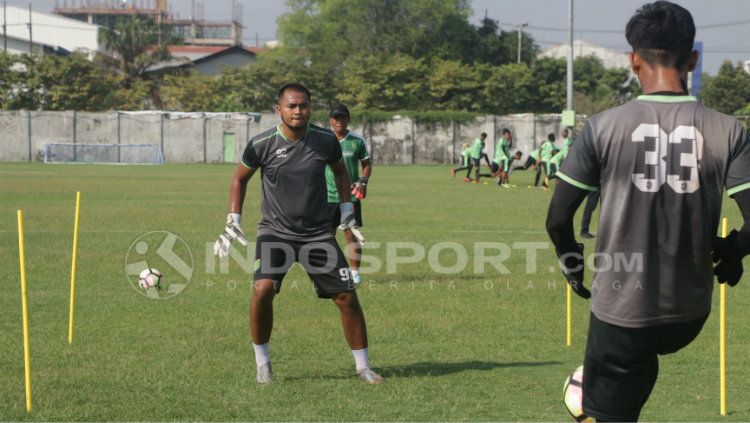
left=1, top=4, right=103, bottom=58
left=148, top=45, right=263, bottom=76
left=539, top=39, right=630, bottom=70
left=53, top=0, right=244, bottom=46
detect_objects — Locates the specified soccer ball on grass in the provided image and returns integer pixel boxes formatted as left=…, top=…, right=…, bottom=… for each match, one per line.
left=138, top=268, right=162, bottom=289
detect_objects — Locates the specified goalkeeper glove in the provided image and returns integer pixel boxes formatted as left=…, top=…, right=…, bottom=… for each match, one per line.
left=558, top=243, right=590, bottom=299
left=351, top=176, right=368, bottom=200
left=338, top=202, right=357, bottom=230
left=213, top=213, right=248, bottom=258
left=713, top=230, right=744, bottom=286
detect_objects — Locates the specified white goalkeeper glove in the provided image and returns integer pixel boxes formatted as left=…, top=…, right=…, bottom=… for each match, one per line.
left=337, top=202, right=357, bottom=231
left=213, top=213, right=248, bottom=258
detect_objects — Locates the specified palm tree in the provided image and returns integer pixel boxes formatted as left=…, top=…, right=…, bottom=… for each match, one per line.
left=98, top=17, right=180, bottom=107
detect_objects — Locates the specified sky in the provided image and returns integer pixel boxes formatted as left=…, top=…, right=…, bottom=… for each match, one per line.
left=4, top=0, right=749, bottom=74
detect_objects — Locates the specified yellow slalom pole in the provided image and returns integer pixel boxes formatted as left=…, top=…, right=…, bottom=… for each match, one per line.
left=68, top=191, right=81, bottom=344
left=720, top=217, right=728, bottom=416
left=566, top=284, right=572, bottom=347
left=17, top=210, right=32, bottom=413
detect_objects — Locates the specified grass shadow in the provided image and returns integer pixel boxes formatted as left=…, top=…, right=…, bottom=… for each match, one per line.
left=378, top=360, right=562, bottom=378
left=282, top=360, right=561, bottom=382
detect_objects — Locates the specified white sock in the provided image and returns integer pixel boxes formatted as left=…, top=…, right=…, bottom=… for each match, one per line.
left=351, top=269, right=360, bottom=278
left=253, top=342, right=270, bottom=367
left=352, top=347, right=370, bottom=372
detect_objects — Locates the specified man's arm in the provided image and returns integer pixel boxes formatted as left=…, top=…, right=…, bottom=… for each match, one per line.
left=214, top=164, right=256, bottom=257
left=229, top=164, right=257, bottom=214
left=713, top=189, right=750, bottom=285
left=361, top=158, right=372, bottom=180
left=331, top=159, right=352, bottom=202
left=546, top=180, right=591, bottom=298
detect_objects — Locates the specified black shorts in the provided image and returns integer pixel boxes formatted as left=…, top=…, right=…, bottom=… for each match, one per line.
left=253, top=234, right=354, bottom=298
left=583, top=312, right=708, bottom=421
left=548, top=163, right=558, bottom=179
left=328, top=202, right=363, bottom=229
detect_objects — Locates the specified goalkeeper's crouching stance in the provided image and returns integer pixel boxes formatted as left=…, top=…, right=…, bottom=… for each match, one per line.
left=213, top=83, right=383, bottom=385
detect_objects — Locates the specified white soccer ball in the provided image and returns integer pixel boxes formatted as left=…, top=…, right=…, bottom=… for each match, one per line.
left=138, top=268, right=162, bottom=289
left=563, top=365, right=594, bottom=422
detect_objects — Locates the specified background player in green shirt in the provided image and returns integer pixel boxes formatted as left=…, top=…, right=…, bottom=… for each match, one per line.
left=451, top=143, right=472, bottom=179
left=455, top=133, right=487, bottom=183
left=562, top=128, right=573, bottom=150
left=493, top=128, right=513, bottom=187
left=325, top=104, right=372, bottom=286
left=534, top=133, right=558, bottom=188
left=547, top=2, right=750, bottom=420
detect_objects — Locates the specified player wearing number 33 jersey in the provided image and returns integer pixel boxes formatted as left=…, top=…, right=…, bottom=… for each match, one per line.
left=559, top=96, right=750, bottom=327
left=546, top=2, right=750, bottom=421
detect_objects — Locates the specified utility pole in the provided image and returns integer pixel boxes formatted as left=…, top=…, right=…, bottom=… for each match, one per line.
left=517, top=22, right=528, bottom=64
left=3, top=2, right=7, bottom=52
left=566, top=0, right=574, bottom=111
left=27, top=3, right=32, bottom=55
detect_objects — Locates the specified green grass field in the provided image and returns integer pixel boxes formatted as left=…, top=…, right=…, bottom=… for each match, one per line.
left=1, top=163, right=749, bottom=421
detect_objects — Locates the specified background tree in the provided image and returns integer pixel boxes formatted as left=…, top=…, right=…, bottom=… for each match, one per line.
left=34, top=53, right=121, bottom=111
left=701, top=61, right=750, bottom=115
left=98, top=16, right=180, bottom=108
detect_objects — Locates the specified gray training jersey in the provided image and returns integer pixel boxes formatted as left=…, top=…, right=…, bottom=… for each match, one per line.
left=242, top=124, right=343, bottom=241
left=559, top=94, right=750, bottom=328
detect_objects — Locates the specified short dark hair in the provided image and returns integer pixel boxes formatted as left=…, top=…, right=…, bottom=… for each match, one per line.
left=277, top=83, right=311, bottom=103
left=625, top=1, right=695, bottom=69
left=547, top=133, right=555, bottom=142
left=480, top=132, right=487, bottom=138
left=502, top=128, right=511, bottom=135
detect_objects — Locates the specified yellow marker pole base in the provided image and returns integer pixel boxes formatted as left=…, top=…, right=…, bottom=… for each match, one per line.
left=18, top=210, right=32, bottom=413
left=68, top=191, right=81, bottom=344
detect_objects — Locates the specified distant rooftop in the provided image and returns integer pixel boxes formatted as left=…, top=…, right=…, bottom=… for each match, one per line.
left=53, top=0, right=244, bottom=46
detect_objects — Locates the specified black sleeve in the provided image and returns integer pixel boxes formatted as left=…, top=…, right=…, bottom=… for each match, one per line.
left=558, top=122, right=600, bottom=190
left=731, top=189, right=750, bottom=257
left=546, top=180, right=590, bottom=256
left=727, top=126, right=750, bottom=197
left=241, top=140, right=262, bottom=169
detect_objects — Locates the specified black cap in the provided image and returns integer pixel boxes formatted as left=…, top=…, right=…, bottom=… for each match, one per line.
left=329, top=104, right=350, bottom=118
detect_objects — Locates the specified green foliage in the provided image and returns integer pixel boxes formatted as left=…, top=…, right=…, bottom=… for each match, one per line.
left=1, top=1, right=640, bottom=115
left=161, top=71, right=219, bottom=112
left=701, top=61, right=750, bottom=115
left=427, top=59, right=482, bottom=111
left=97, top=17, right=178, bottom=82
left=0, top=52, right=120, bottom=111
left=338, top=53, right=429, bottom=110
left=0, top=52, right=35, bottom=109
left=480, top=63, right=536, bottom=114
left=33, top=53, right=121, bottom=111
